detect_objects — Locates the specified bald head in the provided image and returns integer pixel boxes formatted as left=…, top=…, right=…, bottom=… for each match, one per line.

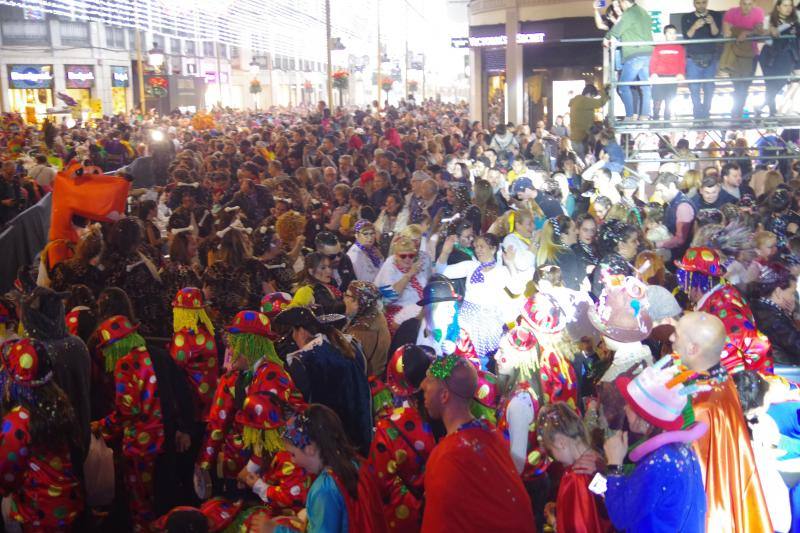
left=671, top=312, right=727, bottom=371
left=422, top=357, right=478, bottom=431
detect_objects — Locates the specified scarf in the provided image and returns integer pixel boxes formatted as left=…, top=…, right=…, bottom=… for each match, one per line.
left=512, top=231, right=531, bottom=246
left=396, top=261, right=424, bottom=299
left=323, top=282, right=343, bottom=299
left=454, top=243, right=475, bottom=259
left=470, top=261, right=496, bottom=284
left=355, top=242, right=383, bottom=268
left=578, top=242, right=598, bottom=265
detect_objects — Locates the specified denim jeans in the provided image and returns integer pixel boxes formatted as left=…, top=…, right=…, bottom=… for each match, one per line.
left=618, top=55, right=652, bottom=118
left=685, top=57, right=718, bottom=119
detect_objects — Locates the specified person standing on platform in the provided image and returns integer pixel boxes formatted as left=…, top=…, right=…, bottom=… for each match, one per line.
left=606, top=0, right=654, bottom=120
left=721, top=0, right=765, bottom=118
left=650, top=25, right=686, bottom=121
left=682, top=0, right=723, bottom=119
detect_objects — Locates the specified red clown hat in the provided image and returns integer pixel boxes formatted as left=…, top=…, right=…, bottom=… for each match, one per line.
left=172, top=287, right=206, bottom=309
left=96, top=315, right=138, bottom=349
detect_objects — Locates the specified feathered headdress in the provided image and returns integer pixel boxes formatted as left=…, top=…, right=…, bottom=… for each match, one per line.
left=691, top=222, right=754, bottom=260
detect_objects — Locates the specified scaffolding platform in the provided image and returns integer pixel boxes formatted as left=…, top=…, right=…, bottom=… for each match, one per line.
left=602, top=34, right=800, bottom=164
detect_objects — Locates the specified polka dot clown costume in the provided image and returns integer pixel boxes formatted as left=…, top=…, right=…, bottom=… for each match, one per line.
left=92, top=315, right=165, bottom=531
left=494, top=327, right=552, bottom=482
left=676, top=247, right=772, bottom=373
left=471, top=369, right=500, bottom=426
left=368, top=344, right=435, bottom=533
left=0, top=339, right=83, bottom=531
left=170, top=287, right=219, bottom=420
left=237, top=312, right=310, bottom=516
left=152, top=497, right=242, bottom=532
left=520, top=292, right=579, bottom=409
left=198, top=310, right=306, bottom=497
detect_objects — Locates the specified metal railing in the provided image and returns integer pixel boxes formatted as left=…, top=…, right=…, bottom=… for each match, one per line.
left=607, top=33, right=799, bottom=128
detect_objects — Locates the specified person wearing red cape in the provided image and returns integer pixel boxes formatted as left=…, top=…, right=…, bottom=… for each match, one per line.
left=420, top=355, right=535, bottom=533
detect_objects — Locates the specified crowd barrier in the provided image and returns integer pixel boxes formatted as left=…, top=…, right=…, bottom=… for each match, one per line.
left=0, top=193, right=51, bottom=293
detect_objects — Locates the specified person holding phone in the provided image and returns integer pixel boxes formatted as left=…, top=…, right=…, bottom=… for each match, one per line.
left=681, top=0, right=723, bottom=119
left=374, top=235, right=432, bottom=335
left=605, top=0, right=655, bottom=121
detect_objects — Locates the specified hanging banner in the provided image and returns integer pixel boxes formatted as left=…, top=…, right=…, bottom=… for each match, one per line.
left=111, top=66, right=129, bottom=87
left=65, top=65, right=95, bottom=89
left=8, top=65, right=53, bottom=89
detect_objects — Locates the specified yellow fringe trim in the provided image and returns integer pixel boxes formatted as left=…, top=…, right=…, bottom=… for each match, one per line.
left=242, top=426, right=283, bottom=458
left=173, top=308, right=215, bottom=337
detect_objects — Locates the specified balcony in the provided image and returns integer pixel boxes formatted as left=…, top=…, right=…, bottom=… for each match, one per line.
left=1, top=20, right=50, bottom=46
left=60, top=21, right=90, bottom=46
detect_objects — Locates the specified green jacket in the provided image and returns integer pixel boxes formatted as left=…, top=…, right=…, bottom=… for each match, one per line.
left=569, top=90, right=609, bottom=143
left=607, top=4, right=653, bottom=61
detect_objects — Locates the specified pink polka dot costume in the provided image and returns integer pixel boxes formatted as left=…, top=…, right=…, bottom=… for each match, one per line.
left=170, top=287, right=219, bottom=420
left=0, top=339, right=83, bottom=531
left=92, top=315, right=165, bottom=530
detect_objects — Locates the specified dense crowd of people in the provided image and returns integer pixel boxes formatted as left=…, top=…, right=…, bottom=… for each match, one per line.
left=1, top=28, right=800, bottom=530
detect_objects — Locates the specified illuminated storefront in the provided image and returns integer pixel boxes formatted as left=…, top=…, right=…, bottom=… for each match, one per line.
left=6, top=65, right=54, bottom=123
left=463, top=19, right=602, bottom=127
left=111, top=66, right=129, bottom=114
left=64, top=65, right=95, bottom=114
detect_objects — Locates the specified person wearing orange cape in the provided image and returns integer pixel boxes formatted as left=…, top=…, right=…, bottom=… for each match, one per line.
left=672, top=312, right=772, bottom=533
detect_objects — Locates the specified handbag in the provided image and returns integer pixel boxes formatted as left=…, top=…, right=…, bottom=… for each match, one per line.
left=83, top=435, right=115, bottom=507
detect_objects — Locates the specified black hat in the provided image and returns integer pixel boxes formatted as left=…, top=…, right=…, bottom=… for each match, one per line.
left=403, top=345, right=435, bottom=390
left=317, top=313, right=347, bottom=330
left=273, top=306, right=322, bottom=330
left=417, top=275, right=462, bottom=306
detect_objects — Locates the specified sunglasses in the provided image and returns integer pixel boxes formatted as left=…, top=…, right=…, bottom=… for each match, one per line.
left=325, top=253, right=341, bottom=261
left=397, top=253, right=417, bottom=260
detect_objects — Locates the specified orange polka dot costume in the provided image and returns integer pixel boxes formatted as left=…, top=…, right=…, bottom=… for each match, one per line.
left=676, top=247, right=773, bottom=373
left=170, top=288, right=219, bottom=421
left=0, top=339, right=83, bottom=531
left=92, top=315, right=165, bottom=531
